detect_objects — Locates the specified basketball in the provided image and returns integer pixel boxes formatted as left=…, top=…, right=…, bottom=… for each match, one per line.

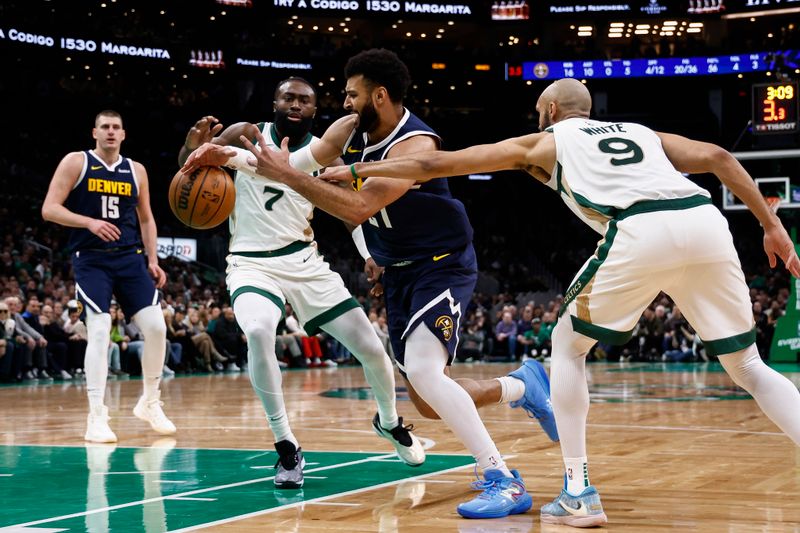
left=168, top=166, right=235, bottom=229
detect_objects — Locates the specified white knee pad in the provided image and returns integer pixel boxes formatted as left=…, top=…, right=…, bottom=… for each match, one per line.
left=133, top=305, right=167, bottom=340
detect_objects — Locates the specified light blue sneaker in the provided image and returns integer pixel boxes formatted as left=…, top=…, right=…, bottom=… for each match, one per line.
left=540, top=485, right=608, bottom=527
left=508, top=360, right=559, bottom=442
left=457, top=469, right=532, bottom=519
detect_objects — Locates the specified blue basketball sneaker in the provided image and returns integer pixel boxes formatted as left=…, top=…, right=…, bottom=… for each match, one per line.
left=540, top=485, right=608, bottom=527
left=508, top=360, right=559, bottom=442
left=457, top=469, right=532, bottom=519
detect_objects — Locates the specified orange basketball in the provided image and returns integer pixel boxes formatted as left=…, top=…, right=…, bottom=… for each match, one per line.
left=168, top=166, right=235, bottom=229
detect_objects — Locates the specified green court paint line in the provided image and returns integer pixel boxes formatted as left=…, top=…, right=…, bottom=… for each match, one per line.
left=0, top=446, right=474, bottom=532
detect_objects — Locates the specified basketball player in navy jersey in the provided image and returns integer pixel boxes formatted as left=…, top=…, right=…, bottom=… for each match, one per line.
left=237, top=49, right=557, bottom=519
left=43, top=110, right=176, bottom=443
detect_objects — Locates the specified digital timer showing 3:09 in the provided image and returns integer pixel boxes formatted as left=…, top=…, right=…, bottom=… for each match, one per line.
left=753, top=82, right=799, bottom=134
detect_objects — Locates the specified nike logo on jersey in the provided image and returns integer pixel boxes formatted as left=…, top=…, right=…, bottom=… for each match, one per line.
left=346, top=147, right=362, bottom=154
left=90, top=165, right=103, bottom=170
left=432, top=253, right=451, bottom=262
left=302, top=253, right=314, bottom=263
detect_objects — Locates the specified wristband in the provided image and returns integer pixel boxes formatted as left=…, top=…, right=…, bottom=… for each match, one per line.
left=349, top=163, right=360, bottom=180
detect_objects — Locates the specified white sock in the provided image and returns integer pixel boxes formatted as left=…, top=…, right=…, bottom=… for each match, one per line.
left=550, top=317, right=597, bottom=458
left=133, top=305, right=168, bottom=402
left=234, top=293, right=299, bottom=446
left=496, top=376, right=526, bottom=404
left=405, top=324, right=511, bottom=478
left=85, top=311, right=111, bottom=411
left=564, top=456, right=589, bottom=495
left=719, top=344, right=800, bottom=445
left=322, top=308, right=399, bottom=429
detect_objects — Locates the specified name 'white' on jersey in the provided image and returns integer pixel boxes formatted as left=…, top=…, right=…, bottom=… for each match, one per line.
left=228, top=122, right=318, bottom=252
left=546, top=118, right=710, bottom=234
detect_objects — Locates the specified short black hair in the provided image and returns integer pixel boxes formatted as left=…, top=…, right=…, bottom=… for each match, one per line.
left=344, top=49, right=411, bottom=103
left=274, top=77, right=316, bottom=101
left=94, top=109, right=122, bottom=127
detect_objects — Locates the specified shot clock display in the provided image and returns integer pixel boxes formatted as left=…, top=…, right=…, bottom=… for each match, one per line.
left=753, top=82, right=799, bottom=134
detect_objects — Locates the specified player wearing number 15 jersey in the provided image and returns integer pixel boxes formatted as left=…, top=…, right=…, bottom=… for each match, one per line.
left=319, top=77, right=800, bottom=527
left=42, top=110, right=175, bottom=444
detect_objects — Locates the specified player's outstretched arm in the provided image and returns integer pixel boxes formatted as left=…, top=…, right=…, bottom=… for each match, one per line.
left=42, top=152, right=121, bottom=242
left=658, top=132, right=800, bottom=276
left=307, top=114, right=359, bottom=167
left=241, top=133, right=411, bottom=225
left=133, top=161, right=166, bottom=288
left=322, top=135, right=539, bottom=185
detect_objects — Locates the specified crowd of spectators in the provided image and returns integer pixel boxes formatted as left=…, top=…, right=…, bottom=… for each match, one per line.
left=0, top=201, right=794, bottom=384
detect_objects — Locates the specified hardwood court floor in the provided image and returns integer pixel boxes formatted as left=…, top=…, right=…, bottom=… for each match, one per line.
left=1, top=361, right=798, bottom=532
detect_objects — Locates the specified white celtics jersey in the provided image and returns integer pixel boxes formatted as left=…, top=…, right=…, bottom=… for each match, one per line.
left=547, top=118, right=710, bottom=234
left=228, top=122, right=318, bottom=252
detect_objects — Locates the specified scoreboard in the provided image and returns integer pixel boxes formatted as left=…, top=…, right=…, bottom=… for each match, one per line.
left=752, top=82, right=798, bottom=134
left=522, top=52, right=776, bottom=80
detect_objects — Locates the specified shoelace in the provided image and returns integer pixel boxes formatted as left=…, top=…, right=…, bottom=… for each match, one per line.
left=477, top=479, right=504, bottom=499
left=468, top=464, right=496, bottom=491
left=389, top=419, right=415, bottom=447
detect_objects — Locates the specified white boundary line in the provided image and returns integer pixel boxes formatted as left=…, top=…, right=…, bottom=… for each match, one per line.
left=2, top=447, right=472, bottom=530
left=2, top=452, right=399, bottom=529
left=166, top=461, right=477, bottom=532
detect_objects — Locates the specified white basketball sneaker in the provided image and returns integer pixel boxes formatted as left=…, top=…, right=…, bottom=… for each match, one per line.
left=133, top=392, right=177, bottom=435
left=85, top=405, right=118, bottom=443
left=372, top=413, right=426, bottom=466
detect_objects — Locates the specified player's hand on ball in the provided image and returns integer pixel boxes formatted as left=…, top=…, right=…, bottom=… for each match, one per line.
left=148, top=261, right=167, bottom=289
left=185, top=115, right=223, bottom=151
left=240, top=132, right=290, bottom=181
left=87, top=219, right=121, bottom=242
left=181, top=143, right=236, bottom=175
left=319, top=165, right=354, bottom=184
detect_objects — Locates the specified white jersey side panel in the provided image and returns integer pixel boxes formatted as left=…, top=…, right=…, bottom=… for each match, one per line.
left=548, top=118, right=710, bottom=234
left=228, top=122, right=317, bottom=252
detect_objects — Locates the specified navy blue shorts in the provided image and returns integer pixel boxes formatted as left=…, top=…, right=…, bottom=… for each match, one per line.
left=383, top=244, right=477, bottom=376
left=73, top=247, right=159, bottom=317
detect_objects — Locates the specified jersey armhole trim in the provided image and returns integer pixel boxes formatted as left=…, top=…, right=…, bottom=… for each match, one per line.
left=128, top=158, right=140, bottom=194
left=74, top=152, right=89, bottom=190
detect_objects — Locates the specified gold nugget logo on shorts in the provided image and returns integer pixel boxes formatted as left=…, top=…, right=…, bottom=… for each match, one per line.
left=435, top=315, right=454, bottom=341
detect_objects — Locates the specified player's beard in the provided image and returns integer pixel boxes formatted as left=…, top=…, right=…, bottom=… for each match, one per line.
left=274, top=109, right=314, bottom=145
left=539, top=110, right=553, bottom=131
left=356, top=101, right=380, bottom=135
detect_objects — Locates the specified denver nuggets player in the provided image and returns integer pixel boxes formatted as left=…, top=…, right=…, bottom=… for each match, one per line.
left=42, top=110, right=175, bottom=443
left=178, top=78, right=425, bottom=489
left=238, top=50, right=557, bottom=519
left=318, top=78, right=800, bottom=527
